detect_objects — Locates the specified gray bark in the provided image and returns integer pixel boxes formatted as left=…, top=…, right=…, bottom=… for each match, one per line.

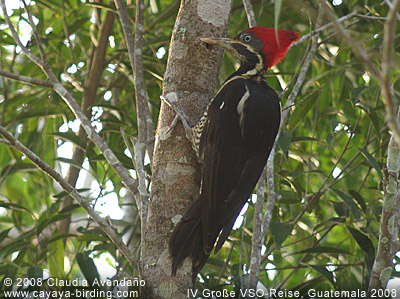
left=368, top=134, right=400, bottom=291
left=142, top=0, right=232, bottom=297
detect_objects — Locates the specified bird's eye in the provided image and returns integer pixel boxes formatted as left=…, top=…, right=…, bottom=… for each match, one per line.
left=243, top=34, right=252, bottom=42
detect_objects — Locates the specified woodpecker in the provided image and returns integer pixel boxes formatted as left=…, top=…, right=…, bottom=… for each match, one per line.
left=168, top=27, right=299, bottom=282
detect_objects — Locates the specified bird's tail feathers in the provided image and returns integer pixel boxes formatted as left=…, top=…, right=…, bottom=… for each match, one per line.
left=169, top=198, right=209, bottom=279
left=214, top=182, right=260, bottom=253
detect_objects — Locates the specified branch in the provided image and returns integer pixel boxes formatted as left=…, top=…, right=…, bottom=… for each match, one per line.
left=248, top=167, right=265, bottom=290
left=0, top=2, right=42, bottom=68
left=114, top=0, right=155, bottom=161
left=381, top=0, right=400, bottom=144
left=0, top=138, right=11, bottom=146
left=354, top=13, right=388, bottom=21
left=262, top=146, right=277, bottom=239
left=131, top=135, right=149, bottom=224
left=241, top=0, right=265, bottom=291
left=247, top=1, right=324, bottom=291
left=0, top=69, right=52, bottom=88
left=0, top=126, right=137, bottom=269
left=133, top=0, right=152, bottom=230
left=59, top=8, right=116, bottom=235
left=61, top=0, right=79, bottom=73
left=114, top=0, right=155, bottom=231
left=291, top=11, right=357, bottom=48
left=291, top=11, right=386, bottom=49
left=21, top=0, right=58, bottom=82
left=283, top=24, right=320, bottom=124
left=384, top=0, right=400, bottom=21
left=321, top=1, right=379, bottom=77
left=242, top=0, right=257, bottom=27
left=320, top=2, right=379, bottom=77
left=259, top=3, right=324, bottom=287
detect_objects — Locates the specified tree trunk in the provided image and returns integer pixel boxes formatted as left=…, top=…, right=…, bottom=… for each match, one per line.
left=368, top=135, right=400, bottom=292
left=142, top=0, right=232, bottom=297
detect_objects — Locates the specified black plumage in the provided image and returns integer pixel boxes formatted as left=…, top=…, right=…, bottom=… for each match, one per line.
left=169, top=27, right=299, bottom=282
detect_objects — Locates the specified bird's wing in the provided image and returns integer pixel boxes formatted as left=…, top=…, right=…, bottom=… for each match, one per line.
left=199, top=77, right=280, bottom=254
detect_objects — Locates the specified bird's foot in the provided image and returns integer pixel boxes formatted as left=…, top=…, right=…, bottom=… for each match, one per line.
left=161, top=93, right=193, bottom=139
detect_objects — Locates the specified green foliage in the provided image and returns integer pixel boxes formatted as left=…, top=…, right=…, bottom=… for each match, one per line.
left=0, top=0, right=399, bottom=295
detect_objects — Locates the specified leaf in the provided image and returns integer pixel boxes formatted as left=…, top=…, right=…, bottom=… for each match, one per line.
left=279, top=190, right=300, bottom=204
left=351, top=86, right=369, bottom=105
left=286, top=169, right=324, bottom=177
left=28, top=266, right=43, bottom=292
left=54, top=157, right=87, bottom=169
left=347, top=227, right=375, bottom=279
left=308, top=264, right=335, bottom=287
left=313, top=217, right=346, bottom=231
left=49, top=131, right=88, bottom=150
left=333, top=201, right=350, bottom=218
left=0, top=228, right=12, bottom=241
left=83, top=2, right=116, bottom=12
left=366, top=111, right=381, bottom=136
left=289, top=95, right=317, bottom=131
left=53, top=189, right=90, bottom=200
left=1, top=163, right=37, bottom=175
left=68, top=18, right=91, bottom=35
left=46, top=234, right=77, bottom=244
left=349, top=189, right=367, bottom=212
left=14, top=108, right=63, bottom=122
left=59, top=203, right=81, bottom=214
left=0, top=31, right=16, bottom=45
left=91, top=152, right=134, bottom=169
left=331, top=189, right=361, bottom=220
left=13, top=248, right=28, bottom=265
left=77, top=233, right=110, bottom=243
left=355, top=101, right=370, bottom=113
left=321, top=106, right=341, bottom=117
left=270, top=222, right=293, bottom=249
left=278, top=130, right=291, bottom=157
left=77, top=252, right=100, bottom=286
left=356, top=147, right=383, bottom=180
left=28, top=267, right=43, bottom=279
left=0, top=201, right=32, bottom=214
left=36, top=213, right=71, bottom=235
left=48, top=236, right=64, bottom=278
left=296, top=246, right=351, bottom=255
left=0, top=241, right=30, bottom=257
left=291, top=136, right=326, bottom=144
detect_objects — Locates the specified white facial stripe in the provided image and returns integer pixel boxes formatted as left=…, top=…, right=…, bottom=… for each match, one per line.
left=231, top=41, right=265, bottom=76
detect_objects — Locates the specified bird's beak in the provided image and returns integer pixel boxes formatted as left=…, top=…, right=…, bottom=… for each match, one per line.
left=200, top=37, right=235, bottom=51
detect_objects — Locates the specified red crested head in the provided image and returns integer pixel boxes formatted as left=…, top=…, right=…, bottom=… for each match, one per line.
left=243, top=27, right=299, bottom=69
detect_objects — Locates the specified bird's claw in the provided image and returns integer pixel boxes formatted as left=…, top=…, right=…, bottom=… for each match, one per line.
left=161, top=93, right=192, bottom=133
